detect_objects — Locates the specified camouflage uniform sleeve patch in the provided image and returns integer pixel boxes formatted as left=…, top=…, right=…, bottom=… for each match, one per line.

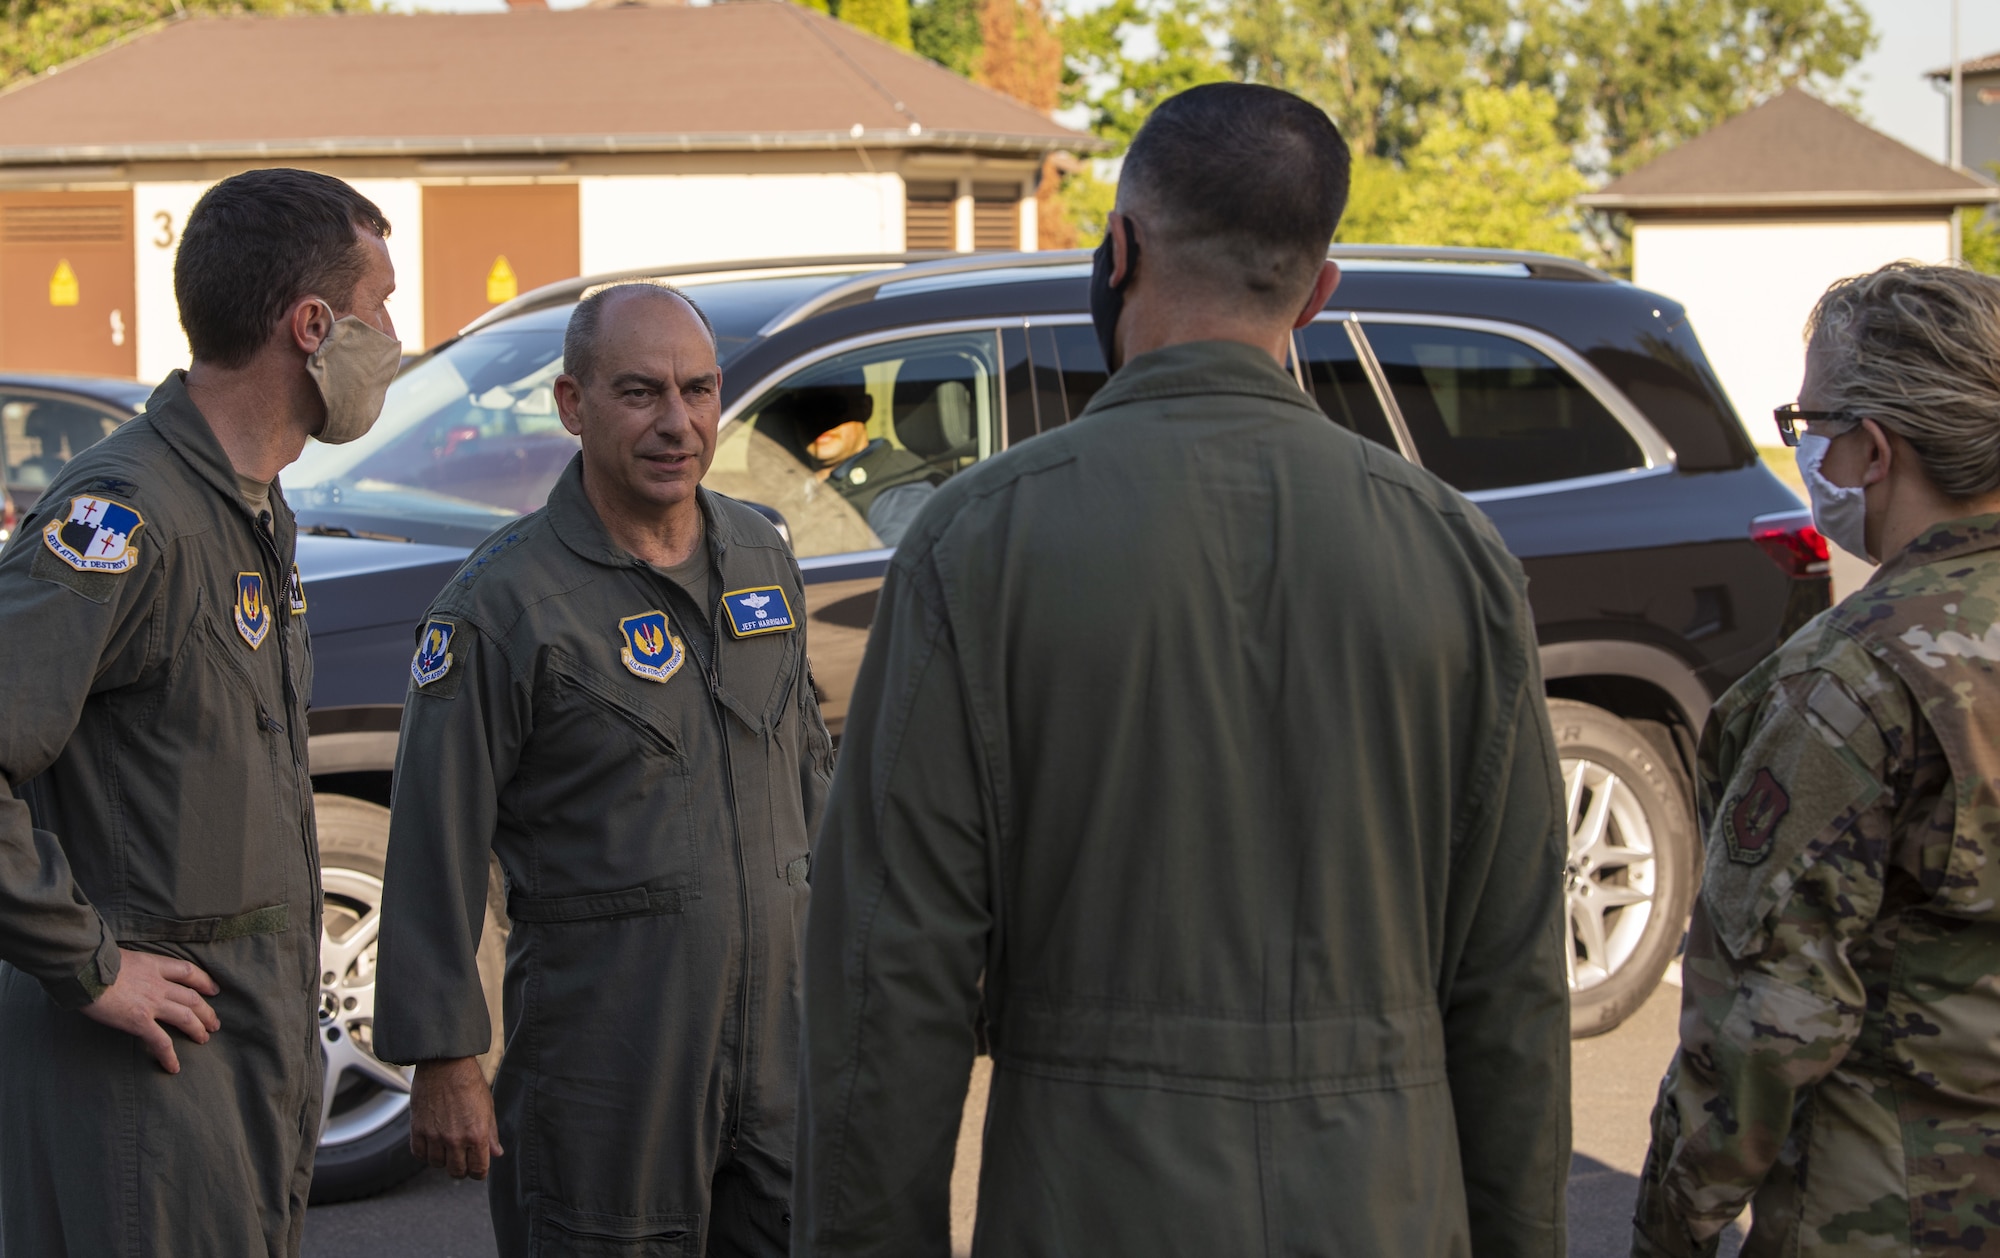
left=1702, top=672, right=1888, bottom=960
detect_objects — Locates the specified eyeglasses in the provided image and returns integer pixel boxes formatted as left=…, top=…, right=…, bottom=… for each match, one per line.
left=1772, top=403, right=1865, bottom=448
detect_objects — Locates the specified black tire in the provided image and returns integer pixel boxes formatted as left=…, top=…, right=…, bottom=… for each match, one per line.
left=309, top=793, right=509, bottom=1204
left=1546, top=700, right=1696, bottom=1038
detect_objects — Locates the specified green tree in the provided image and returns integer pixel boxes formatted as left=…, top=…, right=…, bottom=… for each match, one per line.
left=1, top=0, right=363, bottom=88
left=1337, top=84, right=1588, bottom=256
left=912, top=0, right=981, bottom=73
left=838, top=0, right=914, bottom=49
left=1059, top=0, right=1232, bottom=151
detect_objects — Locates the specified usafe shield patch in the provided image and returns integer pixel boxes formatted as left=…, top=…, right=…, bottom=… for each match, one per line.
left=42, top=495, right=144, bottom=574
left=619, top=610, right=687, bottom=683
left=721, top=586, right=795, bottom=638
left=412, top=620, right=455, bottom=687
left=1725, top=768, right=1790, bottom=864
left=235, top=572, right=270, bottom=649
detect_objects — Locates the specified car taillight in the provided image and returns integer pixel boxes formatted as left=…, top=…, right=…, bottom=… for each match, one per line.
left=1751, top=510, right=1829, bottom=577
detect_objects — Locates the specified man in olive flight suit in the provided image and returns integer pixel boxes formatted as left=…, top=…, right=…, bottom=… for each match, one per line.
left=0, top=170, right=402, bottom=1254
left=798, top=85, right=1571, bottom=1256
left=376, top=282, right=831, bottom=1256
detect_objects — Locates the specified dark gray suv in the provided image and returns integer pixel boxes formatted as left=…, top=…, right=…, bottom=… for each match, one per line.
left=276, top=246, right=1828, bottom=1200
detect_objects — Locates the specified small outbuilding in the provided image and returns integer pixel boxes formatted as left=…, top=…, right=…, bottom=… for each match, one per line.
left=1579, top=89, right=1996, bottom=447
left=0, top=2, right=1088, bottom=378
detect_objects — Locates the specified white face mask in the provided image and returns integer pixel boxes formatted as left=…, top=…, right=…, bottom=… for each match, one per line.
left=305, top=300, right=402, bottom=445
left=1795, top=432, right=1871, bottom=561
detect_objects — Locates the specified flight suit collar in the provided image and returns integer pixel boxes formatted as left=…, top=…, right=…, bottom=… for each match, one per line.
left=1079, top=338, right=1317, bottom=420
left=1868, top=512, right=2000, bottom=589
left=146, top=370, right=298, bottom=545
left=545, top=451, right=763, bottom=574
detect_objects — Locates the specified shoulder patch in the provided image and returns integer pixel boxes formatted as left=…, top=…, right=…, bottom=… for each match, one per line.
left=288, top=564, right=308, bottom=616
left=721, top=586, right=795, bottom=638
left=619, top=610, right=686, bottom=683
left=41, top=495, right=145, bottom=574
left=234, top=573, right=270, bottom=649
left=1724, top=769, right=1790, bottom=864
left=412, top=620, right=456, bottom=687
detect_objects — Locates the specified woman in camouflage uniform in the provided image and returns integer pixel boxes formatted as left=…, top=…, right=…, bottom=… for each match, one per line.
left=1635, top=263, right=2000, bottom=1256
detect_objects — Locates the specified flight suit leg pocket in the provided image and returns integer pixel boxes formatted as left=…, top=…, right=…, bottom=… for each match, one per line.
left=532, top=1201, right=699, bottom=1256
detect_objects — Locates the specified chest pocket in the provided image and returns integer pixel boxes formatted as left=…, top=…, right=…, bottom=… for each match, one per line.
left=713, top=627, right=812, bottom=885
left=525, top=648, right=698, bottom=899
left=121, top=586, right=290, bottom=916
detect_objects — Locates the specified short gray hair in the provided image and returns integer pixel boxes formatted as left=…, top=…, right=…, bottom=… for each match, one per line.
left=1807, top=262, right=2000, bottom=501
left=562, top=281, right=714, bottom=384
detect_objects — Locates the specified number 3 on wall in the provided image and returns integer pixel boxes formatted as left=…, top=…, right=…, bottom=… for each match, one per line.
left=153, top=210, right=174, bottom=250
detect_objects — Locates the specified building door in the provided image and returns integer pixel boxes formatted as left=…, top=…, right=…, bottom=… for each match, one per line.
left=422, top=185, right=579, bottom=347
left=0, top=191, right=137, bottom=377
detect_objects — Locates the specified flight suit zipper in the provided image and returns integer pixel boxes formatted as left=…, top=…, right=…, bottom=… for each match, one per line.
left=255, top=511, right=319, bottom=908
left=644, top=558, right=754, bottom=1150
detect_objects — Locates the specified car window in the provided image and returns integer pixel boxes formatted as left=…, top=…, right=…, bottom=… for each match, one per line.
left=1, top=392, right=127, bottom=494
left=713, top=330, right=1000, bottom=556
left=1046, top=325, right=1108, bottom=422
left=1297, top=322, right=1398, bottom=451
left=1359, top=322, right=1643, bottom=493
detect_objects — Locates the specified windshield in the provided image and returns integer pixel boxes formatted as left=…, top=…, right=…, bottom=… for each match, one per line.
left=282, top=271, right=868, bottom=546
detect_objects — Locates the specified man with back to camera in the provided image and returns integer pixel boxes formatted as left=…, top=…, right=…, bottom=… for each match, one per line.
left=0, top=168, right=402, bottom=1254
left=373, top=282, right=832, bottom=1256
left=795, top=83, right=1572, bottom=1256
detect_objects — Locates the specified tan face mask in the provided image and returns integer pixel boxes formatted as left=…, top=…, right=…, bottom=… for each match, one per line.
left=305, top=300, right=403, bottom=445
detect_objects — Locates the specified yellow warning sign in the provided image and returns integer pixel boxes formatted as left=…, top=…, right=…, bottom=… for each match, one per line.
left=49, top=259, right=79, bottom=307
left=486, top=255, right=518, bottom=305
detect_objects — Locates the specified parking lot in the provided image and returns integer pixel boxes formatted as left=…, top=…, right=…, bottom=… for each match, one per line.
left=302, top=979, right=1745, bottom=1258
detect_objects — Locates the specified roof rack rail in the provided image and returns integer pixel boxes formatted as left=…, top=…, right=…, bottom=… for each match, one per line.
left=1325, top=244, right=1608, bottom=281
left=753, top=243, right=1609, bottom=336
left=456, top=251, right=961, bottom=339
left=458, top=242, right=1609, bottom=343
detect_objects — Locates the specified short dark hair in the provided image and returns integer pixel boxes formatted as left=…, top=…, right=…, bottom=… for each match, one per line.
left=1120, top=83, right=1350, bottom=312
left=176, top=169, right=390, bottom=369
left=564, top=282, right=715, bottom=384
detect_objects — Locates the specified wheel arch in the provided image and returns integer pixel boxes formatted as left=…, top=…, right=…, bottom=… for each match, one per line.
left=1540, top=641, right=1710, bottom=781
left=308, top=704, right=402, bottom=809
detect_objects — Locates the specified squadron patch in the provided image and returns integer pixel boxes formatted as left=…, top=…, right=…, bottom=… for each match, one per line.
left=235, top=572, right=270, bottom=649
left=412, top=620, right=456, bottom=687
left=721, top=586, right=795, bottom=638
left=619, top=610, right=686, bottom=683
left=42, top=495, right=144, bottom=574
left=1725, top=768, right=1790, bottom=865
left=289, top=564, right=308, bottom=616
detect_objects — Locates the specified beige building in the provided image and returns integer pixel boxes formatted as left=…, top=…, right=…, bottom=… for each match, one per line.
left=0, top=2, right=1088, bottom=378
left=1581, top=90, right=1996, bottom=447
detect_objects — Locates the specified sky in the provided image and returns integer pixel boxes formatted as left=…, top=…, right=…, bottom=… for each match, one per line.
left=394, top=0, right=1989, bottom=168
left=1854, top=0, right=2000, bottom=162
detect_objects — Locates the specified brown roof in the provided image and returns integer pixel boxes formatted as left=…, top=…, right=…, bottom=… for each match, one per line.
left=1926, top=51, right=2000, bottom=78
left=1579, top=89, right=1995, bottom=212
left=0, top=3, right=1090, bottom=165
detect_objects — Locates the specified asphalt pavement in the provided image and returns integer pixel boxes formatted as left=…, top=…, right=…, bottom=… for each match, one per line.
left=302, top=977, right=1745, bottom=1257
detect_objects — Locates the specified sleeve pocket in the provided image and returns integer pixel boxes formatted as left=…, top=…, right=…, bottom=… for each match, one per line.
left=1700, top=684, right=1885, bottom=959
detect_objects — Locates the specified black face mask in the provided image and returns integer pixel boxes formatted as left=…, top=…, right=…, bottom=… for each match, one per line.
left=1089, top=215, right=1140, bottom=374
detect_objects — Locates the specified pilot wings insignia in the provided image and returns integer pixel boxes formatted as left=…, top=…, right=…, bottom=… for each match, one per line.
left=721, top=586, right=795, bottom=639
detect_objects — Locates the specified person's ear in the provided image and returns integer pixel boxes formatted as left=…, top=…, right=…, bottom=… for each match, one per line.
left=1293, top=261, right=1341, bottom=330
left=1858, top=418, right=1894, bottom=489
left=554, top=374, right=586, bottom=438
left=290, top=298, right=333, bottom=355
left=1108, top=211, right=1133, bottom=288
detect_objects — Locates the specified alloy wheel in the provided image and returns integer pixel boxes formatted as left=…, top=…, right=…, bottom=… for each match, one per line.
left=318, top=867, right=413, bottom=1146
left=1561, top=757, right=1659, bottom=992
